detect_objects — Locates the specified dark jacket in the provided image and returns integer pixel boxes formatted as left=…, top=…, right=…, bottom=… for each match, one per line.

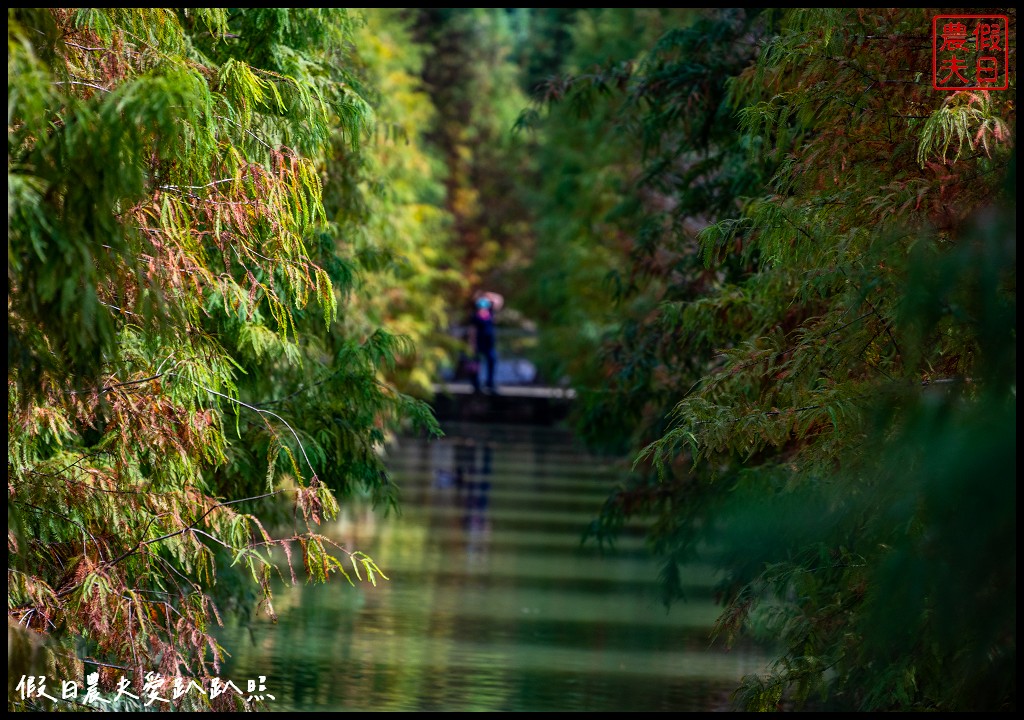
left=471, top=307, right=496, bottom=352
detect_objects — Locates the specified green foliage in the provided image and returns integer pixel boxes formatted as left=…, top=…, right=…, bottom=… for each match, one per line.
left=525, top=7, right=1015, bottom=712
left=405, top=8, right=535, bottom=303
left=326, top=9, right=462, bottom=396
left=9, top=7, right=1015, bottom=713
left=513, top=8, right=704, bottom=389
left=8, top=7, right=441, bottom=710
left=917, top=89, right=1012, bottom=166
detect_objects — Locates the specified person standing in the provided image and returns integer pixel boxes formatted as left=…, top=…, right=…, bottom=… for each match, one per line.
left=467, top=291, right=503, bottom=394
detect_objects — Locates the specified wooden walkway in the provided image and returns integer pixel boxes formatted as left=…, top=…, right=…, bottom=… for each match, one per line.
left=431, top=382, right=577, bottom=399
left=430, top=383, right=576, bottom=424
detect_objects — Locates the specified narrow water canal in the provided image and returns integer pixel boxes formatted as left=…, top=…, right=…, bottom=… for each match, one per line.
left=217, top=421, right=769, bottom=711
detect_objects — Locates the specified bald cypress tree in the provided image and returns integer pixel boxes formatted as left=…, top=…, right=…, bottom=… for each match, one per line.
left=8, top=8, right=438, bottom=710
left=525, top=8, right=1015, bottom=711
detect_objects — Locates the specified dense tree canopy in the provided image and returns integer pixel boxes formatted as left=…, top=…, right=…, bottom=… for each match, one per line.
left=521, top=7, right=1015, bottom=712
left=403, top=8, right=534, bottom=300
left=8, top=8, right=445, bottom=710
left=8, top=6, right=1015, bottom=714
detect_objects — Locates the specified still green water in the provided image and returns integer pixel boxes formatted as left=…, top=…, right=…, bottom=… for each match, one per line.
left=217, top=422, right=768, bottom=711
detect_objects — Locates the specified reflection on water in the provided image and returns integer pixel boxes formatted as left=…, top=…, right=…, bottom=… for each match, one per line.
left=217, top=422, right=768, bottom=711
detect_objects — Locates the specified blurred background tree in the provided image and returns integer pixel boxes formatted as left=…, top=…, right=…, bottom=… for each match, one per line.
left=404, top=8, right=534, bottom=305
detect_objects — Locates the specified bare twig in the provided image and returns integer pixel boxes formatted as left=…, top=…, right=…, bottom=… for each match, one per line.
left=54, top=80, right=110, bottom=93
